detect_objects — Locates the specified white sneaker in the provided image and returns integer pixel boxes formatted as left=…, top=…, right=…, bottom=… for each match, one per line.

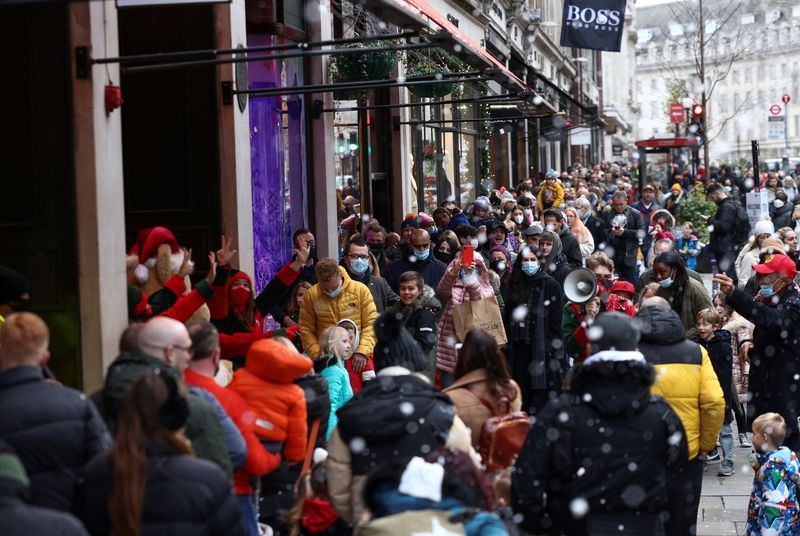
left=739, top=433, right=752, bottom=447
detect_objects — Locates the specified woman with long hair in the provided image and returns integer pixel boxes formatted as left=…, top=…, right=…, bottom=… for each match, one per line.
left=734, top=220, right=774, bottom=288
left=443, top=329, right=522, bottom=448
left=651, top=250, right=713, bottom=339
left=281, top=281, right=312, bottom=328
left=81, top=371, right=242, bottom=536
left=502, top=247, right=563, bottom=414
left=565, top=206, right=594, bottom=261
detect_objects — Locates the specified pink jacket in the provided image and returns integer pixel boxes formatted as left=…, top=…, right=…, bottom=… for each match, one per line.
left=724, top=312, right=753, bottom=402
left=435, top=254, right=496, bottom=373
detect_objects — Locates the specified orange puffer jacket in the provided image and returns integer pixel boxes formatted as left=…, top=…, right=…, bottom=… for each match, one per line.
left=228, top=339, right=313, bottom=462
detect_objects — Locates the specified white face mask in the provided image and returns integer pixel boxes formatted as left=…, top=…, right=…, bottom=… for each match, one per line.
left=514, top=215, right=524, bottom=225
left=774, top=199, right=785, bottom=209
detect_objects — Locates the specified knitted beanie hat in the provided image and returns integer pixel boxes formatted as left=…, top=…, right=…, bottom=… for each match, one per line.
left=373, top=311, right=427, bottom=373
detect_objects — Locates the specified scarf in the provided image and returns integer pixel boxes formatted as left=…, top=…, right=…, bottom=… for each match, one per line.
left=511, top=272, right=549, bottom=389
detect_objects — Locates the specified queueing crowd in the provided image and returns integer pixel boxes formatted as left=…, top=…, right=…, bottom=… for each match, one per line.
left=2, top=161, right=800, bottom=535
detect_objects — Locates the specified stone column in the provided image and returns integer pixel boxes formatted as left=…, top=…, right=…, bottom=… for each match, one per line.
left=307, top=0, right=338, bottom=259
left=216, top=0, right=255, bottom=277
left=69, top=0, right=128, bottom=392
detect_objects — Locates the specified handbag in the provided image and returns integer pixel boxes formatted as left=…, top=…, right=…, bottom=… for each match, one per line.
left=466, top=385, right=530, bottom=472
left=451, top=295, right=507, bottom=346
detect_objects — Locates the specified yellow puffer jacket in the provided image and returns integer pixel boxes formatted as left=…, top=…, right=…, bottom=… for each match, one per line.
left=637, top=306, right=725, bottom=460
left=299, top=267, right=377, bottom=358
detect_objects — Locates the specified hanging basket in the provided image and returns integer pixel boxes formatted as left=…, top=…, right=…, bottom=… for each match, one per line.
left=409, top=80, right=455, bottom=98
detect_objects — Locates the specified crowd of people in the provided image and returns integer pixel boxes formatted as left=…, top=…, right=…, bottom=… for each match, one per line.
left=2, top=161, right=800, bottom=535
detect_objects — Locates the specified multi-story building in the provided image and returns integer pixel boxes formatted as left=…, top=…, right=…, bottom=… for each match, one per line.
left=635, top=0, right=800, bottom=163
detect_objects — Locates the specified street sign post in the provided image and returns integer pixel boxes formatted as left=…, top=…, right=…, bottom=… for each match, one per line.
left=783, top=94, right=791, bottom=105
left=770, top=104, right=782, bottom=115
left=669, top=103, right=685, bottom=123
left=768, top=116, right=785, bottom=141
left=782, top=95, right=791, bottom=153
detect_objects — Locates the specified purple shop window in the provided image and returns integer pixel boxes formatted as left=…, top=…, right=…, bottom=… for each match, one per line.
left=248, top=35, right=308, bottom=293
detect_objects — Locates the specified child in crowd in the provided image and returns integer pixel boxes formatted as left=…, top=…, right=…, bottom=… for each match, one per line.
left=337, top=319, right=376, bottom=393
left=676, top=223, right=701, bottom=270
left=747, top=413, right=800, bottom=535
left=315, top=326, right=354, bottom=441
left=286, top=453, right=352, bottom=536
left=695, top=308, right=735, bottom=476
left=713, top=292, right=754, bottom=447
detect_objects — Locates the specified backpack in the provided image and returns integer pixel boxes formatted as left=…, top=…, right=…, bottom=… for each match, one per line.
left=466, top=386, right=531, bottom=472
left=731, top=202, right=750, bottom=248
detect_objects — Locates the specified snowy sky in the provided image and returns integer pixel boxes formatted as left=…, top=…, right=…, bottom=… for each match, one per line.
left=636, top=0, right=678, bottom=6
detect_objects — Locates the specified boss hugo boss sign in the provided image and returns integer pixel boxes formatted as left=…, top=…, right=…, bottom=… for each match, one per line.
left=560, top=0, right=627, bottom=52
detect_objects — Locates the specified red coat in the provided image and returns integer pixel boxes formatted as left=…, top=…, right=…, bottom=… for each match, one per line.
left=228, top=339, right=312, bottom=463
left=184, top=369, right=281, bottom=495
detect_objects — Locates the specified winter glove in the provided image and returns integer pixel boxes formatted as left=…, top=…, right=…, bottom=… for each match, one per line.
left=266, top=325, right=302, bottom=341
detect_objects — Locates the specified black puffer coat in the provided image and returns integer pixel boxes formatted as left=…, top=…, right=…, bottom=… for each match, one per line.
left=1, top=480, right=89, bottom=536
left=512, top=356, right=687, bottom=536
left=0, top=366, right=110, bottom=512
left=80, top=445, right=244, bottom=536
left=727, top=286, right=800, bottom=450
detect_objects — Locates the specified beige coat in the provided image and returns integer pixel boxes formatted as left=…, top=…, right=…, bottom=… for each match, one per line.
left=443, top=369, right=522, bottom=447
left=326, top=373, right=478, bottom=527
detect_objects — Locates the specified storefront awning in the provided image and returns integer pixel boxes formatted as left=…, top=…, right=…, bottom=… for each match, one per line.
left=363, top=0, right=558, bottom=117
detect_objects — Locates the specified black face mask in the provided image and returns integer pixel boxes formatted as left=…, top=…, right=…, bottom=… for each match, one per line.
left=435, top=251, right=454, bottom=264
left=368, top=243, right=385, bottom=255
left=490, top=260, right=507, bottom=274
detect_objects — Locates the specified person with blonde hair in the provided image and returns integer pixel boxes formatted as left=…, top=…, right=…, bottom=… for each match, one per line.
left=746, top=412, right=800, bottom=535
left=315, top=325, right=354, bottom=440
left=565, top=206, right=594, bottom=261
left=0, top=313, right=110, bottom=512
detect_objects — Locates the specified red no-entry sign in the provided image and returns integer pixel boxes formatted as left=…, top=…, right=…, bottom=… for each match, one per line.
left=783, top=94, right=792, bottom=105
left=669, top=103, right=685, bottom=123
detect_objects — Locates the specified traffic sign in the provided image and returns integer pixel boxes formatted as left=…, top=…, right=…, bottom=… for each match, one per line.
left=669, top=103, right=685, bottom=123
left=770, top=104, right=783, bottom=115
left=783, top=94, right=791, bottom=105
left=768, top=116, right=785, bottom=141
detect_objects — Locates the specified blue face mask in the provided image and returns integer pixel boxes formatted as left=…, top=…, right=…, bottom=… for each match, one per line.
left=350, top=257, right=369, bottom=275
left=324, top=284, right=343, bottom=298
left=414, top=247, right=431, bottom=261
left=760, top=284, right=775, bottom=298
left=521, top=261, right=539, bottom=275
left=658, top=277, right=674, bottom=288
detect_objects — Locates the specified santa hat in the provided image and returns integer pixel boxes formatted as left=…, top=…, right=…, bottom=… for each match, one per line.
left=127, top=227, right=181, bottom=284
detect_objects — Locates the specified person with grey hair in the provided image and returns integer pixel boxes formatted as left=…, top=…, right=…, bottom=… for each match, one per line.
left=575, top=197, right=607, bottom=251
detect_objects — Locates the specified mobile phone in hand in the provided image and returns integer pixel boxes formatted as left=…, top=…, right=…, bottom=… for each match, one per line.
left=462, top=245, right=474, bottom=267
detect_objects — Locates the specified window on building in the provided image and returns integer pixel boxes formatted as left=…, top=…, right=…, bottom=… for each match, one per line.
left=732, top=70, right=740, bottom=83
left=757, top=65, right=765, bottom=80
left=744, top=68, right=752, bottom=83
left=781, top=63, right=787, bottom=78
left=650, top=79, right=657, bottom=90
left=796, top=116, right=800, bottom=137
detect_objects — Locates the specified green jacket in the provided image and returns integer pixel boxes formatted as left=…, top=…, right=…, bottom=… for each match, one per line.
left=654, top=277, right=713, bottom=340
left=91, top=351, right=233, bottom=480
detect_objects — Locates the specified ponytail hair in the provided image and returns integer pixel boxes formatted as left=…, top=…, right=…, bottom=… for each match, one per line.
left=108, top=372, right=192, bottom=536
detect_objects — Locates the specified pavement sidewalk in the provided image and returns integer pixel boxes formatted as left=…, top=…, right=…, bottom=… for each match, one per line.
left=696, top=431, right=755, bottom=536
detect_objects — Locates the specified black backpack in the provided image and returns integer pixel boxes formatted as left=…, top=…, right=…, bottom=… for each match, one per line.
left=730, top=202, right=750, bottom=248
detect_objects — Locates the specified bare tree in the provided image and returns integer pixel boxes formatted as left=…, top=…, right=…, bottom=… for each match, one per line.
left=650, top=0, right=764, bottom=170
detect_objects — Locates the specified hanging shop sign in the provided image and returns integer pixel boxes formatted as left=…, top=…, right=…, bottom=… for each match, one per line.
left=560, top=0, right=627, bottom=52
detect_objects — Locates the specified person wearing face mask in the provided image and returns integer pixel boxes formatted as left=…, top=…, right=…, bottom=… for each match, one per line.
left=502, top=247, right=563, bottom=414
left=714, top=254, right=800, bottom=452
left=486, top=245, right=510, bottom=315
left=364, top=224, right=391, bottom=269
left=0, top=266, right=30, bottom=329
left=433, top=235, right=461, bottom=266
left=575, top=197, right=606, bottom=251
left=298, top=258, right=377, bottom=376
left=340, top=237, right=399, bottom=314
left=434, top=250, right=496, bottom=389
left=480, top=220, right=519, bottom=264
left=537, top=231, right=571, bottom=291
left=209, top=240, right=305, bottom=368
left=384, top=229, right=448, bottom=294
left=652, top=251, right=713, bottom=340
left=770, top=190, right=794, bottom=230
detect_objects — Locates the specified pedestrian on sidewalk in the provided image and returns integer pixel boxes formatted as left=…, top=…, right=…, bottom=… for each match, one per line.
left=636, top=299, right=725, bottom=536
left=693, top=308, right=736, bottom=476
left=746, top=412, right=800, bottom=535
left=714, top=253, right=800, bottom=452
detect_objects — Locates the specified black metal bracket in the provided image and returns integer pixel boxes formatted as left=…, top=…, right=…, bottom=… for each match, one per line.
left=75, top=46, right=91, bottom=80
left=221, top=81, right=233, bottom=105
